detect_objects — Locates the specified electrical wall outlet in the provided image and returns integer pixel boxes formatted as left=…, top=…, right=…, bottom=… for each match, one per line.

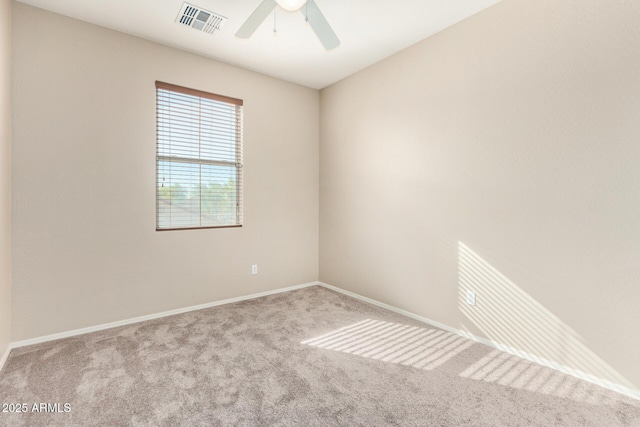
left=466, top=290, right=476, bottom=306
left=251, top=264, right=258, bottom=275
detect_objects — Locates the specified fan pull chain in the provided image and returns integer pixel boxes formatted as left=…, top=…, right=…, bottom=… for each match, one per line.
left=273, top=7, right=277, bottom=35
left=305, top=1, right=309, bottom=23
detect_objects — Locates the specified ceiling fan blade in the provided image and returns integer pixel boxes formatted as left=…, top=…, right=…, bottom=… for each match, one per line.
left=235, top=0, right=276, bottom=38
left=303, top=0, right=340, bottom=50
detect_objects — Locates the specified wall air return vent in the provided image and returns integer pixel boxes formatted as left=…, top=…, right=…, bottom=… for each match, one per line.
left=176, top=2, right=227, bottom=35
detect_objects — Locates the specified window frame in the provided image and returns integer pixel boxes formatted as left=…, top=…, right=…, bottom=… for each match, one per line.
left=155, top=81, right=244, bottom=231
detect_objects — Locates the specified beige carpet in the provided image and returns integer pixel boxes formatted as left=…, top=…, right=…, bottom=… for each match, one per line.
left=1, top=285, right=639, bottom=426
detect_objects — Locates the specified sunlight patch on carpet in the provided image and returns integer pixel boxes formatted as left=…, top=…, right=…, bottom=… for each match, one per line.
left=301, top=319, right=473, bottom=370
left=459, top=349, right=618, bottom=405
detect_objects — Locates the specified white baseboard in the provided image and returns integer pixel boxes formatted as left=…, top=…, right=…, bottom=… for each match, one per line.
left=0, top=344, right=10, bottom=373
left=318, top=281, right=640, bottom=401
left=7, top=280, right=639, bottom=401
left=11, top=281, right=320, bottom=349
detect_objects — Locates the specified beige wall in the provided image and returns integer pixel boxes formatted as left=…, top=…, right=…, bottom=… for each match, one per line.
left=0, top=0, right=11, bottom=359
left=320, top=0, right=640, bottom=392
left=12, top=3, right=319, bottom=341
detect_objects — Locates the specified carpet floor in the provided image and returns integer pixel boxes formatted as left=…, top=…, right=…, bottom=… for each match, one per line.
left=0, top=285, right=639, bottom=426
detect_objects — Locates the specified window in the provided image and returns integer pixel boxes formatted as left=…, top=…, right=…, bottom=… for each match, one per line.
left=156, top=81, right=243, bottom=230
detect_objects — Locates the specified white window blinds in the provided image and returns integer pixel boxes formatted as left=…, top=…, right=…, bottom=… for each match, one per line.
left=156, top=81, right=243, bottom=230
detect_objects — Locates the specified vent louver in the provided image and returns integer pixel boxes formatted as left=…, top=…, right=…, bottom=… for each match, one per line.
left=176, top=2, right=227, bottom=35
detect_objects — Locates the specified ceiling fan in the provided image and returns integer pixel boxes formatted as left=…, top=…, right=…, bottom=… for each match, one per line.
left=236, top=0, right=340, bottom=50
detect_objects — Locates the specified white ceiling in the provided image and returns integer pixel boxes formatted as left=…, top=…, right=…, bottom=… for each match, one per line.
left=16, top=0, right=502, bottom=89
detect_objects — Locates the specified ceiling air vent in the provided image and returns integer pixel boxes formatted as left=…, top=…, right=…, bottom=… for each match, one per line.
left=176, top=2, right=227, bottom=35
